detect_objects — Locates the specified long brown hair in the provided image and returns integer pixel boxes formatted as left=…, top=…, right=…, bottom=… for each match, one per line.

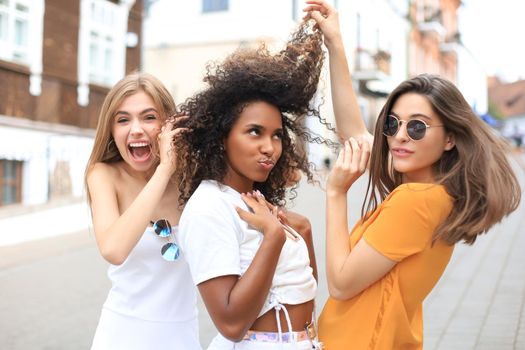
left=84, top=72, right=176, bottom=205
left=364, top=74, right=521, bottom=245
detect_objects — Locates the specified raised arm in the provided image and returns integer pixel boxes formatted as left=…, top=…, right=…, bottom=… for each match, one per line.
left=87, top=119, right=186, bottom=265
left=196, top=192, right=286, bottom=341
left=305, top=0, right=373, bottom=146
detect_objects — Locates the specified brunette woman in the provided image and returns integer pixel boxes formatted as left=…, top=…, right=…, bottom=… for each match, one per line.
left=305, top=1, right=521, bottom=349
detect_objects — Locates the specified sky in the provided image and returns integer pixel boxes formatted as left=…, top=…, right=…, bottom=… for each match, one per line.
left=459, top=0, right=525, bottom=83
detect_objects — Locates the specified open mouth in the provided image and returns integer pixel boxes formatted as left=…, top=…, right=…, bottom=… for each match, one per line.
left=128, top=142, right=152, bottom=162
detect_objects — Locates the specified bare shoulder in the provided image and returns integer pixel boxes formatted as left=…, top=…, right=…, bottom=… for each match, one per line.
left=86, top=162, right=120, bottom=188
left=88, top=162, right=118, bottom=178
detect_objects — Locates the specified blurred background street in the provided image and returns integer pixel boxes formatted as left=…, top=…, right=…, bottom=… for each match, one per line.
left=1, top=0, right=525, bottom=349
left=1, top=154, right=524, bottom=349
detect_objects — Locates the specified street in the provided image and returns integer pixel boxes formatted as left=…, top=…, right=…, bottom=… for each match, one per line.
left=1, top=157, right=524, bottom=349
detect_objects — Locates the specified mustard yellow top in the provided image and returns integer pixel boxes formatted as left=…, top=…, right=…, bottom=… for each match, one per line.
left=319, top=183, right=454, bottom=350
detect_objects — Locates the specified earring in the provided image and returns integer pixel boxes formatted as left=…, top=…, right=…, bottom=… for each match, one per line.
left=107, top=139, right=116, bottom=153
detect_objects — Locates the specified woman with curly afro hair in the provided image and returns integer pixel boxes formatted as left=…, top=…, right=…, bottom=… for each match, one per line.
left=175, top=20, right=328, bottom=350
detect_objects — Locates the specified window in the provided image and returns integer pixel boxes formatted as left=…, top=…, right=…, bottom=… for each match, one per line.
left=0, top=0, right=44, bottom=95
left=0, top=159, right=22, bottom=206
left=0, top=0, right=30, bottom=64
left=78, top=0, right=132, bottom=105
left=86, top=0, right=120, bottom=86
left=203, top=0, right=228, bottom=13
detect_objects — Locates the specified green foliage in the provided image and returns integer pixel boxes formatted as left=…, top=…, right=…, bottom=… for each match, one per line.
left=488, top=101, right=505, bottom=120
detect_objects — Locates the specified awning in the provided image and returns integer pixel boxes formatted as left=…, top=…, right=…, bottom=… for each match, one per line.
left=0, top=126, right=49, bottom=161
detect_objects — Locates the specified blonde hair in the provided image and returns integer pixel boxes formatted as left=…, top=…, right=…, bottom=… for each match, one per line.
left=364, top=74, right=521, bottom=245
left=84, top=72, right=176, bottom=204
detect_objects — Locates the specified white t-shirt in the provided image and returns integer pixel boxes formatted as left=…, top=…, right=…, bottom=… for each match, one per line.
left=179, top=180, right=317, bottom=318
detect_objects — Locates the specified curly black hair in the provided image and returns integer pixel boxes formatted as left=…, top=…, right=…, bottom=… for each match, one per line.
left=175, top=20, right=336, bottom=206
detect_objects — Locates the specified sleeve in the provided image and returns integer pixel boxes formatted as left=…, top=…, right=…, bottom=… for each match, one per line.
left=363, top=186, right=445, bottom=262
left=180, top=210, right=241, bottom=285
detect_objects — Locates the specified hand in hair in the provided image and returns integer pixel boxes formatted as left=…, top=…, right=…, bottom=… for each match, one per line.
left=157, top=115, right=189, bottom=176
left=327, top=137, right=370, bottom=195
left=304, top=0, right=343, bottom=50
left=305, top=0, right=373, bottom=148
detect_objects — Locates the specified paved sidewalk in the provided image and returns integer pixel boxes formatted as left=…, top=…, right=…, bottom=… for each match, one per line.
left=0, top=199, right=91, bottom=246
left=0, top=156, right=524, bottom=349
left=290, top=156, right=525, bottom=350
left=423, top=190, right=525, bottom=349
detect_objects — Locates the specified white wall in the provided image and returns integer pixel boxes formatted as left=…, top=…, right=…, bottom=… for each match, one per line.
left=145, top=0, right=298, bottom=48
left=457, top=5, right=488, bottom=114
left=0, top=124, right=94, bottom=206
left=456, top=46, right=487, bottom=114
left=144, top=0, right=411, bottom=166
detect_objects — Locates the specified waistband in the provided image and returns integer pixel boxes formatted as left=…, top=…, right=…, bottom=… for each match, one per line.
left=242, top=322, right=317, bottom=343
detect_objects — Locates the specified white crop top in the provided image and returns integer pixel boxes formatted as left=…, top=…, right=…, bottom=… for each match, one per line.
left=104, top=225, right=197, bottom=322
left=179, top=180, right=317, bottom=317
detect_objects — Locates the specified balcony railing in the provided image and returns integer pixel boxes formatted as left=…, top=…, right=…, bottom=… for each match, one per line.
left=416, top=8, right=445, bottom=39
left=354, top=47, right=391, bottom=81
left=353, top=48, right=392, bottom=98
left=417, top=21, right=445, bottom=39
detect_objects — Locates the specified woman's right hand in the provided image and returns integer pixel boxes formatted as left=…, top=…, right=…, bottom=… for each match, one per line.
left=327, top=137, right=370, bottom=195
left=236, top=191, right=285, bottom=243
left=157, top=115, right=189, bottom=175
left=303, top=0, right=342, bottom=49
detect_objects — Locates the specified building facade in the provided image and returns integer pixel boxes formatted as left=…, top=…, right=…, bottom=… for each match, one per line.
left=409, top=0, right=460, bottom=82
left=488, top=78, right=525, bottom=146
left=0, top=0, right=143, bottom=207
left=340, top=0, right=410, bottom=132
left=145, top=0, right=412, bottom=166
left=144, top=0, right=483, bottom=166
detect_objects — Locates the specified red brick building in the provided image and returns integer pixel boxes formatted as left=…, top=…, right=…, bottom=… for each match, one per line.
left=0, top=0, right=143, bottom=207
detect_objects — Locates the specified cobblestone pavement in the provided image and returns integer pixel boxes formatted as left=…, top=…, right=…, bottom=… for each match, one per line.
left=1, top=156, right=524, bottom=349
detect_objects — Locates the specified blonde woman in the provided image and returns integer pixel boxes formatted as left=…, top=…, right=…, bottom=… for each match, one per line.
left=85, top=73, right=200, bottom=349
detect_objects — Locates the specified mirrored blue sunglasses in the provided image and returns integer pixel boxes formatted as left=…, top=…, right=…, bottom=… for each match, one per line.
left=150, top=219, right=180, bottom=261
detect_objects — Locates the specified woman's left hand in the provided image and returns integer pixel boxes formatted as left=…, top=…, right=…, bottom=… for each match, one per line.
left=327, top=137, right=370, bottom=195
left=157, top=115, right=189, bottom=175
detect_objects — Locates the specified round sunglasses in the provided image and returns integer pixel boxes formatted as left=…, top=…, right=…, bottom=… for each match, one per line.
left=383, top=114, right=444, bottom=141
left=150, top=219, right=180, bottom=261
